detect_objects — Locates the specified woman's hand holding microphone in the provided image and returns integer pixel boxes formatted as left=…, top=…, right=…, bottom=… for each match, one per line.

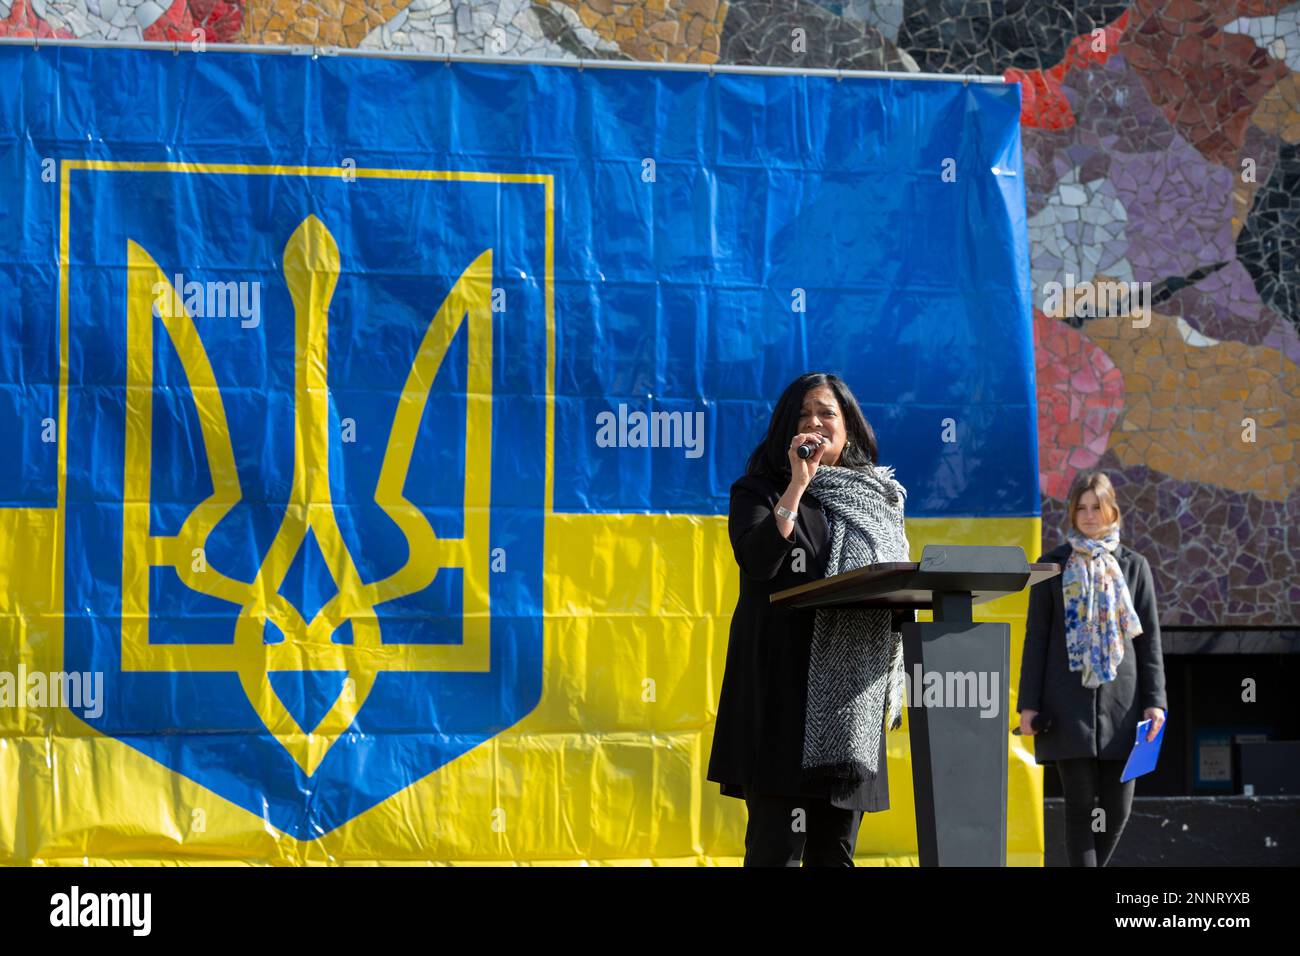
left=774, top=433, right=829, bottom=539
left=788, top=432, right=829, bottom=490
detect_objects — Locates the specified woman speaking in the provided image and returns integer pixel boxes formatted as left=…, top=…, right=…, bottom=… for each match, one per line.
left=707, top=372, right=912, bottom=867
left=1017, top=470, right=1168, bottom=867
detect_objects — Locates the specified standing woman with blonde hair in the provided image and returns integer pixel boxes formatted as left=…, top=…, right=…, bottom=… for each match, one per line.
left=1017, top=470, right=1168, bottom=866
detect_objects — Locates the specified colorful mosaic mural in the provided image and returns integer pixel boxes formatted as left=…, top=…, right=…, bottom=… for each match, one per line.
left=6, top=0, right=1297, bottom=627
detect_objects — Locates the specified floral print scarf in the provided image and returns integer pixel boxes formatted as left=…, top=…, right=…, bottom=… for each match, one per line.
left=1062, top=526, right=1143, bottom=687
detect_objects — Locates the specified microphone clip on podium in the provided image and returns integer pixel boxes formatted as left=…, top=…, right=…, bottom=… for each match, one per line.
left=771, top=544, right=1061, bottom=866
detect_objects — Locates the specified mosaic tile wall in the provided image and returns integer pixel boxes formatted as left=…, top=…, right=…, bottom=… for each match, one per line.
left=6, top=0, right=1297, bottom=627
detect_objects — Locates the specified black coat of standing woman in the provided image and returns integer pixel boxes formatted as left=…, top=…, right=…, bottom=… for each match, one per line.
left=1017, top=469, right=1168, bottom=867
left=707, top=372, right=913, bottom=867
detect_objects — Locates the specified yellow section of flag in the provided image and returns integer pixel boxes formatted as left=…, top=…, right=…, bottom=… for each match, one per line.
left=0, top=507, right=1044, bottom=865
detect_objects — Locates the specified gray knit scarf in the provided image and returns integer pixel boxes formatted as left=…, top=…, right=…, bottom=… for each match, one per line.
left=801, top=462, right=911, bottom=804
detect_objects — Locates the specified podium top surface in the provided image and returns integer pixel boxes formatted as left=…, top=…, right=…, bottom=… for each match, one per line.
left=770, top=562, right=1062, bottom=610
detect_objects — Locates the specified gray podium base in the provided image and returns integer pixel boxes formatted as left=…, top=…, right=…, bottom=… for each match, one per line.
left=901, top=619, right=1010, bottom=866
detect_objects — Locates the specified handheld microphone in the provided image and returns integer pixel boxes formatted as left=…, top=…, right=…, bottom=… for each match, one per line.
left=796, top=438, right=824, bottom=459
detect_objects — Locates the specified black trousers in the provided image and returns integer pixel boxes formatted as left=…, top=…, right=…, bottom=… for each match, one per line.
left=1055, top=757, right=1135, bottom=867
left=743, top=792, right=864, bottom=867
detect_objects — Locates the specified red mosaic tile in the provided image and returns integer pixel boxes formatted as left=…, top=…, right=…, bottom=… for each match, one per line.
left=1033, top=308, right=1127, bottom=501
left=144, top=0, right=244, bottom=45
left=1005, top=8, right=1130, bottom=130
left=0, top=0, right=72, bottom=38
left=1120, top=0, right=1289, bottom=166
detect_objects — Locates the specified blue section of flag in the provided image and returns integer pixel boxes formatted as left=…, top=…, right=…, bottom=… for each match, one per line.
left=0, top=47, right=1035, bottom=519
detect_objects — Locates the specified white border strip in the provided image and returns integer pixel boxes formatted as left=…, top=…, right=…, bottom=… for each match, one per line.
left=0, top=36, right=1007, bottom=84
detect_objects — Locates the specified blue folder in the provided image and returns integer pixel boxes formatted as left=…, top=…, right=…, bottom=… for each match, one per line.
left=1120, top=714, right=1167, bottom=782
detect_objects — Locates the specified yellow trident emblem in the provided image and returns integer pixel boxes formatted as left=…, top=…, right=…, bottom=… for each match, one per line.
left=120, top=215, right=494, bottom=776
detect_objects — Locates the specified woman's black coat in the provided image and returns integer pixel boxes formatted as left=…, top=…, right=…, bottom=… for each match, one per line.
left=706, top=472, right=910, bottom=812
left=1017, top=539, right=1169, bottom=763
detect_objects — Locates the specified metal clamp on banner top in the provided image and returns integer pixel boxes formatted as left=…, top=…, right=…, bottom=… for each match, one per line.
left=288, top=44, right=338, bottom=58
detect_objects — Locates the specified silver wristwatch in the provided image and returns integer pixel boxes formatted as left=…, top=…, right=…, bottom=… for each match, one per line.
left=774, top=504, right=796, bottom=520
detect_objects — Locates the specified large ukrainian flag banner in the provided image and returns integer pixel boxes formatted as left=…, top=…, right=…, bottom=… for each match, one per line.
left=0, top=46, right=1040, bottom=865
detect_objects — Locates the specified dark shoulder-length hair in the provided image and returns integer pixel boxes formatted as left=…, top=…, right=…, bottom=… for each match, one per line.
left=743, top=372, right=879, bottom=482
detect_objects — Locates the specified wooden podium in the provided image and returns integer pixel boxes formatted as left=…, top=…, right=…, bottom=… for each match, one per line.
left=771, top=544, right=1061, bottom=866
